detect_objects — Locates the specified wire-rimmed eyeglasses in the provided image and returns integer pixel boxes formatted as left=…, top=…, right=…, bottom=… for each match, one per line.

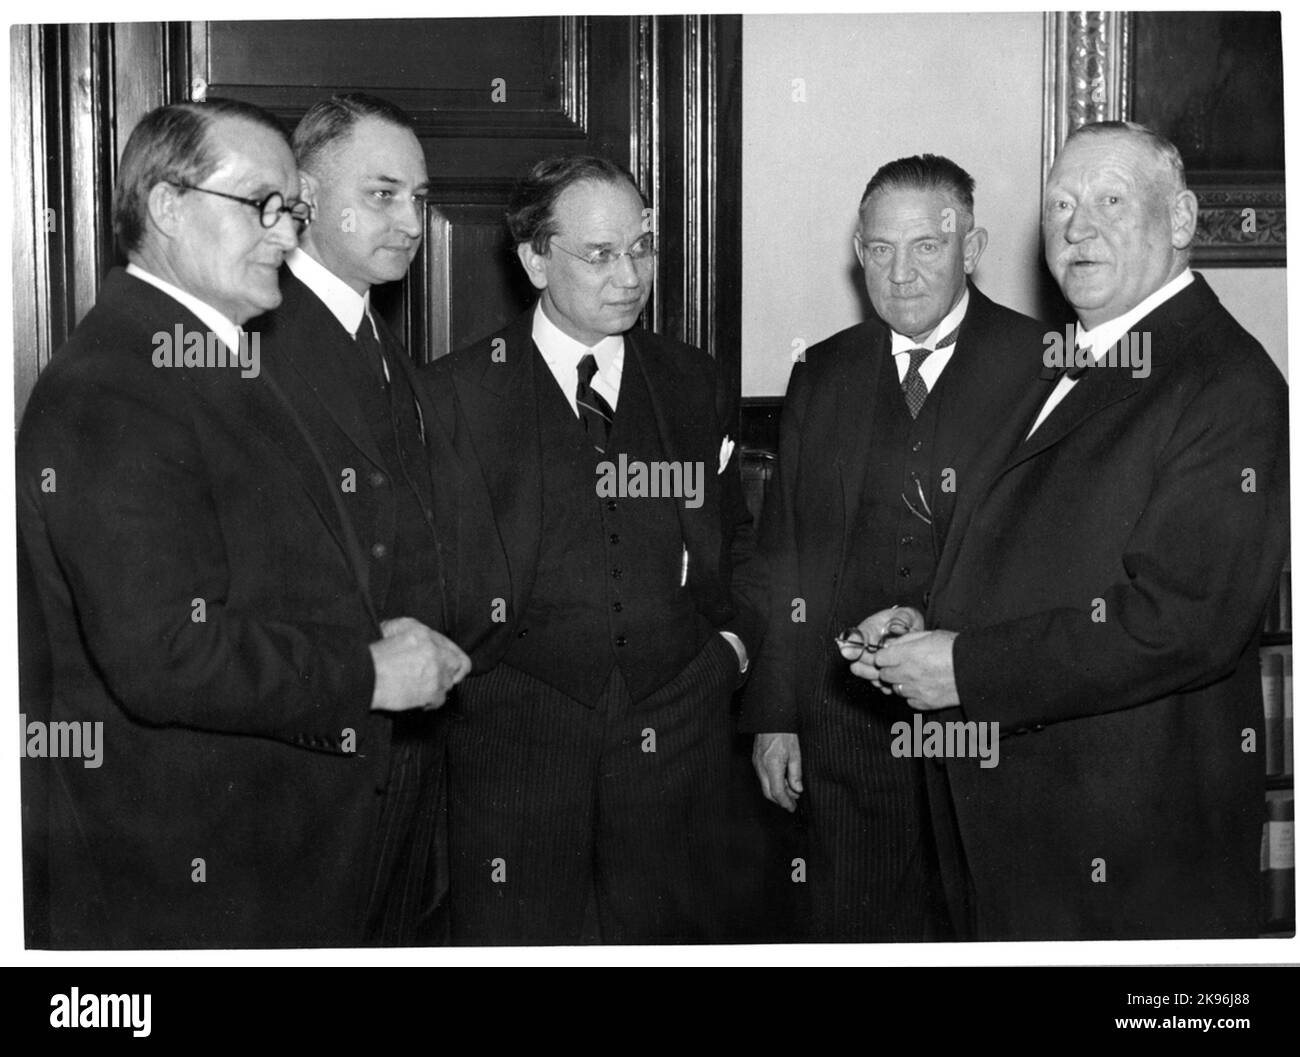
left=550, top=234, right=657, bottom=270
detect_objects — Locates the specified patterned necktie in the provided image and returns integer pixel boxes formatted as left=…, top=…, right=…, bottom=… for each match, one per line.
left=900, top=325, right=959, bottom=419
left=576, top=353, right=614, bottom=453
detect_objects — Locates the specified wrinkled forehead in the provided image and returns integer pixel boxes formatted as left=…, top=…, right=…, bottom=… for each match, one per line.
left=859, top=186, right=970, bottom=237
left=203, top=116, right=296, bottom=185
left=553, top=178, right=646, bottom=236
left=1048, top=132, right=1174, bottom=194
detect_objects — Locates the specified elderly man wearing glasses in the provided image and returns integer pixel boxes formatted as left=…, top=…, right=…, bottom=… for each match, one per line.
left=423, top=154, right=763, bottom=944
left=18, top=97, right=461, bottom=948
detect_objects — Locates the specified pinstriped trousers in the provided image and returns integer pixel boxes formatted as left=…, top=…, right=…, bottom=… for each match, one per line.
left=799, top=656, right=948, bottom=942
left=446, top=633, right=741, bottom=944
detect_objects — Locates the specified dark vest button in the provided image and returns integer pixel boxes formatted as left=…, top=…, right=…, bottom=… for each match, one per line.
left=609, top=533, right=620, bottom=544
left=607, top=499, right=619, bottom=511
left=371, top=543, right=388, bottom=559
left=615, top=636, right=628, bottom=647
left=611, top=568, right=623, bottom=580
left=911, top=441, right=923, bottom=452
left=612, top=601, right=624, bottom=612
left=369, top=471, right=386, bottom=488
left=901, top=535, right=914, bottom=546
left=898, top=566, right=910, bottom=577
left=517, top=628, right=529, bottom=638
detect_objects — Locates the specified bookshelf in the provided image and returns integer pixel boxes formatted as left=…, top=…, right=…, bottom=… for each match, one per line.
left=1260, top=563, right=1294, bottom=937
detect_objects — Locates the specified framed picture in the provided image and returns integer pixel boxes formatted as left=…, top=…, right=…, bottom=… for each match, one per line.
left=1044, top=10, right=1284, bottom=266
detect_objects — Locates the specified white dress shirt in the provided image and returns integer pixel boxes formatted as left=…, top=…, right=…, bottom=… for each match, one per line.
left=286, top=248, right=389, bottom=381
left=1028, top=268, right=1193, bottom=437
left=126, top=262, right=244, bottom=357
left=531, top=302, right=623, bottom=415
left=890, top=286, right=970, bottom=389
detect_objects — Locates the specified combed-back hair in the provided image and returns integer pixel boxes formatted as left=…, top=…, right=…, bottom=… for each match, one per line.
left=113, top=97, right=287, bottom=255
left=1063, top=120, right=1188, bottom=191
left=858, top=153, right=976, bottom=219
left=292, top=92, right=417, bottom=174
left=506, top=154, right=644, bottom=254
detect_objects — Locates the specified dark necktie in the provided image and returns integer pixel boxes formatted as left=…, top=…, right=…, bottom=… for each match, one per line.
left=1041, top=346, right=1093, bottom=382
left=576, top=353, right=614, bottom=453
left=354, top=313, right=391, bottom=389
left=900, top=325, right=959, bottom=419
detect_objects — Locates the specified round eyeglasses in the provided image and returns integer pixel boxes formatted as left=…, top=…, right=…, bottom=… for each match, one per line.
left=173, top=183, right=313, bottom=231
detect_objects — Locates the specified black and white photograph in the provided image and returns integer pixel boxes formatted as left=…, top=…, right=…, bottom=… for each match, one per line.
left=4, top=2, right=1296, bottom=989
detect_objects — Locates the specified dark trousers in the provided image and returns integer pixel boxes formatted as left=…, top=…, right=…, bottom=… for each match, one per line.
left=361, top=710, right=449, bottom=946
left=800, top=660, right=948, bottom=942
left=446, top=634, right=741, bottom=944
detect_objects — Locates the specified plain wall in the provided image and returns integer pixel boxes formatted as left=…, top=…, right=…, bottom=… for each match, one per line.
left=741, top=12, right=1047, bottom=397
left=740, top=13, right=1289, bottom=394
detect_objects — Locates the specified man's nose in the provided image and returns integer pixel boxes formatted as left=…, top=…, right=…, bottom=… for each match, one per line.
left=610, top=252, right=641, bottom=287
left=1064, top=204, right=1095, bottom=243
left=889, top=249, right=915, bottom=285
left=394, top=199, right=423, bottom=239
left=265, top=210, right=299, bottom=251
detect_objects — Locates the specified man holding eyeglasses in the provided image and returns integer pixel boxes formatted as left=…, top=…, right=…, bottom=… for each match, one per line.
left=739, top=155, right=1048, bottom=942
left=17, top=98, right=451, bottom=948
left=254, top=92, right=471, bottom=945
left=423, top=155, right=762, bottom=944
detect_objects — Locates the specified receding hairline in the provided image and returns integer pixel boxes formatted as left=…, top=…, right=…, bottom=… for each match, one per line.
left=1054, top=122, right=1187, bottom=194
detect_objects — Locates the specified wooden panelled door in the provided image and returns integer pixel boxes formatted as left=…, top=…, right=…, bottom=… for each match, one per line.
left=13, top=16, right=742, bottom=426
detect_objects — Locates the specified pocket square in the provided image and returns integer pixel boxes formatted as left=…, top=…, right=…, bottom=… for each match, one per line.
left=718, top=435, right=735, bottom=475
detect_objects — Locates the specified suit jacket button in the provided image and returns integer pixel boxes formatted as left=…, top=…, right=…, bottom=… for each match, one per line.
left=371, top=543, right=387, bottom=559
left=611, top=568, right=622, bottom=580
left=609, top=533, right=620, bottom=544
left=1032, top=723, right=1045, bottom=732
left=369, top=471, right=386, bottom=488
left=612, top=601, right=623, bottom=612
left=517, top=628, right=529, bottom=638
left=898, top=566, right=910, bottom=577
left=607, top=500, right=618, bottom=511
left=911, top=441, right=923, bottom=453
left=615, top=636, right=628, bottom=647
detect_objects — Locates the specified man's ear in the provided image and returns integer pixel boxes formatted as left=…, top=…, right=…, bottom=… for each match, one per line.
left=298, top=169, right=320, bottom=215
left=852, top=231, right=867, bottom=271
left=516, top=241, right=550, bottom=292
left=145, top=181, right=183, bottom=240
left=1169, top=189, right=1198, bottom=251
left=962, top=226, right=988, bottom=274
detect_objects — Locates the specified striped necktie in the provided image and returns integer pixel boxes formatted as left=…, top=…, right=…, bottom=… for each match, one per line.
left=576, top=352, right=614, bottom=453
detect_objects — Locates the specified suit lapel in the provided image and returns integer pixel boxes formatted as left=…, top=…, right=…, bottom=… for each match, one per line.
left=833, top=321, right=890, bottom=535
left=451, top=312, right=543, bottom=620
left=625, top=330, right=717, bottom=565
left=269, top=270, right=386, bottom=470
left=172, top=310, right=380, bottom=625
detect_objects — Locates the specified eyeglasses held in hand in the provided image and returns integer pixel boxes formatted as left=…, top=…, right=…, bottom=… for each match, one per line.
left=834, top=611, right=917, bottom=662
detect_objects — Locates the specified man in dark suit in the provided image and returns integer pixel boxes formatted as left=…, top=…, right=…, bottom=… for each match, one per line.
left=255, top=92, right=471, bottom=944
left=740, top=155, right=1047, bottom=941
left=17, top=98, right=464, bottom=948
left=424, top=155, right=762, bottom=944
left=866, top=122, right=1289, bottom=940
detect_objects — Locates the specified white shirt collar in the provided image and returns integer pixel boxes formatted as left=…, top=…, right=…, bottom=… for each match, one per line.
left=531, top=302, right=624, bottom=413
left=1073, top=268, right=1193, bottom=358
left=531, top=301, right=624, bottom=372
left=890, top=286, right=970, bottom=357
left=286, top=247, right=372, bottom=337
left=126, top=262, right=243, bottom=354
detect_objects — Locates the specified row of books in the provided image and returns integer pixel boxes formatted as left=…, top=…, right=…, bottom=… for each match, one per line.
left=1261, top=789, right=1294, bottom=930
left=1261, top=647, right=1293, bottom=778
left=1263, top=568, right=1292, bottom=635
